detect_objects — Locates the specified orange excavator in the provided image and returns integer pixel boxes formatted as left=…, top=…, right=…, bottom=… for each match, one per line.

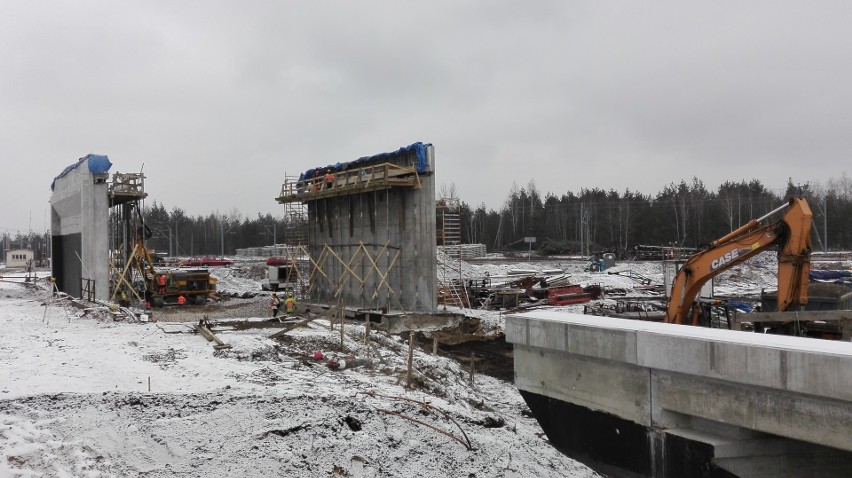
left=665, top=197, right=812, bottom=325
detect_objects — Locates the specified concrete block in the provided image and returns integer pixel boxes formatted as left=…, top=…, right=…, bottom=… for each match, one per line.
left=528, top=317, right=567, bottom=351
left=514, top=345, right=651, bottom=425
left=708, top=342, right=785, bottom=390
left=504, top=315, right=527, bottom=346
left=636, top=331, right=712, bottom=375
left=567, top=324, right=638, bottom=363
left=784, top=351, right=852, bottom=402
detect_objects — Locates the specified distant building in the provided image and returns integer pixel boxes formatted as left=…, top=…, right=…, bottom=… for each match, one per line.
left=6, top=249, right=34, bottom=268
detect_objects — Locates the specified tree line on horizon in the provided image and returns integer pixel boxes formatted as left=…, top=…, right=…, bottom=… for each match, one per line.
left=137, top=175, right=850, bottom=257
left=3, top=175, right=850, bottom=260
left=449, top=175, right=852, bottom=257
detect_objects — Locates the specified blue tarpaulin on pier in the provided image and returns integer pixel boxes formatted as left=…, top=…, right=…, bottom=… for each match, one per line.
left=50, top=154, right=113, bottom=191
left=300, top=142, right=430, bottom=181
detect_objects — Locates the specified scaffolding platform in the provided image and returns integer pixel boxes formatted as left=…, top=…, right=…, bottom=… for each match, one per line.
left=275, top=162, right=420, bottom=204
left=108, top=172, right=147, bottom=207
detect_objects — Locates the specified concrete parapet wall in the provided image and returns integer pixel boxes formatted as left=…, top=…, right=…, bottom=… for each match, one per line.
left=506, top=311, right=852, bottom=456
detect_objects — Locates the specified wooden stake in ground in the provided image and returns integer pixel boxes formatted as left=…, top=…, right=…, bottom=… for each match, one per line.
left=468, top=352, right=475, bottom=386
left=340, top=311, right=345, bottom=350
left=406, top=332, right=414, bottom=388
left=432, top=337, right=438, bottom=355
left=364, top=319, right=371, bottom=346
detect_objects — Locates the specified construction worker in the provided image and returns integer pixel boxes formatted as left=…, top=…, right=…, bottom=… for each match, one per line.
left=269, top=292, right=281, bottom=318
left=119, top=290, right=130, bottom=307
left=284, top=292, right=297, bottom=315
left=157, top=274, right=166, bottom=295
left=177, top=295, right=186, bottom=305
left=324, top=170, right=335, bottom=189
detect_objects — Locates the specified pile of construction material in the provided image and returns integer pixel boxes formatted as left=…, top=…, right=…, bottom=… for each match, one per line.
left=438, top=243, right=487, bottom=260
left=235, top=245, right=302, bottom=258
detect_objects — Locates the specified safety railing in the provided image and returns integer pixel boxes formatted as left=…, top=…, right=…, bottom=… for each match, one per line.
left=80, top=278, right=96, bottom=302
left=109, top=171, right=145, bottom=195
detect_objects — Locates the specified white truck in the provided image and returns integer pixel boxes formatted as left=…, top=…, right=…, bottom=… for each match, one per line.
left=260, top=257, right=299, bottom=291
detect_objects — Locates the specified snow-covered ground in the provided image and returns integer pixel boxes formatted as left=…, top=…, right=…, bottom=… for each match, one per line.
left=1, top=251, right=846, bottom=477
left=0, top=268, right=599, bottom=477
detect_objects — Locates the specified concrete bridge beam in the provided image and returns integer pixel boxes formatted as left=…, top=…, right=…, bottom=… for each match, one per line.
left=507, top=312, right=852, bottom=477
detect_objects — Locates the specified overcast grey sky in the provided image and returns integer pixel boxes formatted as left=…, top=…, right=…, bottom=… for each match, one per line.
left=2, top=1, right=851, bottom=233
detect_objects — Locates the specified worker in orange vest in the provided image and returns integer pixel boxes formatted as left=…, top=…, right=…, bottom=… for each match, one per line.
left=157, top=274, right=166, bottom=294
left=324, top=170, right=335, bottom=189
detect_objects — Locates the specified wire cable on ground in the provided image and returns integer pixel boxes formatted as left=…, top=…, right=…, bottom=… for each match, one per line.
left=356, top=390, right=473, bottom=451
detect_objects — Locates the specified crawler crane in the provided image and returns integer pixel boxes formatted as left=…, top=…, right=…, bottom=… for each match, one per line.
left=665, top=197, right=812, bottom=326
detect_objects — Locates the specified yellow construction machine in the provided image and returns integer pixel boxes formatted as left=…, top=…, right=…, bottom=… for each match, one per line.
left=112, top=225, right=217, bottom=307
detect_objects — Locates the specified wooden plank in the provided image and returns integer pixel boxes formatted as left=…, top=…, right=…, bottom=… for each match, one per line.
left=196, top=325, right=220, bottom=343
left=267, top=317, right=316, bottom=339
left=196, top=325, right=231, bottom=349
left=275, top=165, right=419, bottom=204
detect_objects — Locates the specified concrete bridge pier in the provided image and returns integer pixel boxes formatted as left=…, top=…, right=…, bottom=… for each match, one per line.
left=50, top=154, right=112, bottom=300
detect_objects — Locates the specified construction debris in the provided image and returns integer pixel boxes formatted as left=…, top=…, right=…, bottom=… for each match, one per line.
left=440, top=270, right=606, bottom=310
left=195, top=317, right=232, bottom=350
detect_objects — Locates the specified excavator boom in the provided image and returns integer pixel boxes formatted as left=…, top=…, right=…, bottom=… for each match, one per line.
left=776, top=198, right=813, bottom=311
left=665, top=197, right=812, bottom=325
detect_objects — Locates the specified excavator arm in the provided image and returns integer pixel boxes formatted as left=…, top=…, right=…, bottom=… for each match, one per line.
left=775, top=198, right=812, bottom=311
left=665, top=197, right=812, bottom=325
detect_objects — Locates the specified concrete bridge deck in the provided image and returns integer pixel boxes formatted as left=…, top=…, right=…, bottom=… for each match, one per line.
left=506, top=311, right=852, bottom=478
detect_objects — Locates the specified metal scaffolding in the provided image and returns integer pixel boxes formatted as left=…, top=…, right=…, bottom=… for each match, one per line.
left=437, top=197, right=468, bottom=308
